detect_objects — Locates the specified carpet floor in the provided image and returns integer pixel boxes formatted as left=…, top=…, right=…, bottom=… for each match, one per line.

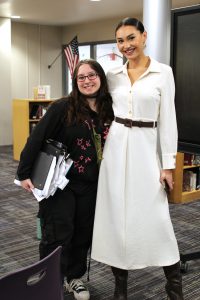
left=0, top=145, right=200, bottom=299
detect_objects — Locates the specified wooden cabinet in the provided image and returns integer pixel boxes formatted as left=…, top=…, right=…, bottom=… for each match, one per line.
left=169, top=152, right=200, bottom=203
left=12, top=99, right=52, bottom=161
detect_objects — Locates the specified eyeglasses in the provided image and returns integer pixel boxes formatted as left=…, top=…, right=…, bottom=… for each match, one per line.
left=77, top=72, right=98, bottom=82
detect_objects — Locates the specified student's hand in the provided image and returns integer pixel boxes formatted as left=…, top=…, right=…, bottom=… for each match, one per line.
left=20, top=179, right=34, bottom=192
left=160, top=169, right=174, bottom=192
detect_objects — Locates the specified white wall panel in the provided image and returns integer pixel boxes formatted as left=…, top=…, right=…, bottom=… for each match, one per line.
left=11, top=23, right=63, bottom=100
left=0, top=18, right=12, bottom=146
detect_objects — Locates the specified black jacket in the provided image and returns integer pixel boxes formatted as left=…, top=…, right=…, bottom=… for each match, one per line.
left=17, top=98, right=110, bottom=183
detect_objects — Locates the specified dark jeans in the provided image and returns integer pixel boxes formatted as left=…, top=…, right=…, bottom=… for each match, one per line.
left=38, top=181, right=97, bottom=282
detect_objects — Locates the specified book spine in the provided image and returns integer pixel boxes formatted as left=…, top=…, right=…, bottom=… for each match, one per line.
left=193, top=155, right=200, bottom=165
left=196, top=167, right=200, bottom=190
left=182, top=170, right=197, bottom=192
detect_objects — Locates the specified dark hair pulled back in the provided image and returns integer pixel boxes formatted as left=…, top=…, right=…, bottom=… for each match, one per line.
left=115, top=17, right=145, bottom=35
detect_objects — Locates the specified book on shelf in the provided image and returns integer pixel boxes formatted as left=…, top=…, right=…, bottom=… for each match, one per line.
left=196, top=167, right=200, bottom=190
left=29, top=104, right=49, bottom=119
left=36, top=105, right=43, bottom=119
left=191, top=172, right=197, bottom=191
left=193, top=155, right=200, bottom=165
left=184, top=153, right=200, bottom=166
left=182, top=170, right=197, bottom=192
left=184, top=153, right=194, bottom=165
left=29, top=104, right=39, bottom=119
left=42, top=106, right=48, bottom=116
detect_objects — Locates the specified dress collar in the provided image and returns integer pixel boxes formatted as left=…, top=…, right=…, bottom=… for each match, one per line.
left=111, top=57, right=161, bottom=75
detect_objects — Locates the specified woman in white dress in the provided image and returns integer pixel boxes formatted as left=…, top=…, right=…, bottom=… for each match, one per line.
left=91, top=17, right=184, bottom=300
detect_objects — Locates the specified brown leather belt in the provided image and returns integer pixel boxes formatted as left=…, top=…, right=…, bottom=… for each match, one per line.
left=114, top=117, right=157, bottom=128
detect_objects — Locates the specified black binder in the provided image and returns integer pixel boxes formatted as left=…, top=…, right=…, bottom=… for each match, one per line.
left=15, top=139, right=68, bottom=191
left=30, top=151, right=55, bottom=190
left=30, top=139, right=67, bottom=190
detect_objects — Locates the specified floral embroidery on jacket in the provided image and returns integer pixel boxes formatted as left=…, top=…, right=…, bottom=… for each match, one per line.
left=72, top=119, right=110, bottom=173
left=73, top=136, right=92, bottom=173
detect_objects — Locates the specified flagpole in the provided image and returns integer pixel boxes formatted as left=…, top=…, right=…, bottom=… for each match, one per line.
left=48, top=50, right=64, bottom=69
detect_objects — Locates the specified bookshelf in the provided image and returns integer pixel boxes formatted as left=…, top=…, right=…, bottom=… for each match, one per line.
left=169, top=152, right=200, bottom=204
left=13, top=99, right=53, bottom=161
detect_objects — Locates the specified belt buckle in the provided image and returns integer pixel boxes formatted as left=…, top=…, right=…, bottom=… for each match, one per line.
left=124, top=118, right=132, bottom=128
left=137, top=121, right=143, bottom=128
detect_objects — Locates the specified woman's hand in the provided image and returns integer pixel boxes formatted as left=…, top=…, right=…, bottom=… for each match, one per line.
left=20, top=179, right=34, bottom=192
left=160, top=169, right=174, bottom=192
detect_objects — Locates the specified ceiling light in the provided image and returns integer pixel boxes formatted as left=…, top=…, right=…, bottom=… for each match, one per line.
left=11, top=16, right=21, bottom=19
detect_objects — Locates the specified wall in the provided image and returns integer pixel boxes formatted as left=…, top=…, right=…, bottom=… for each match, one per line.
left=0, top=22, right=63, bottom=146
left=0, top=18, right=12, bottom=146
left=62, top=15, right=141, bottom=44
left=11, top=23, right=63, bottom=100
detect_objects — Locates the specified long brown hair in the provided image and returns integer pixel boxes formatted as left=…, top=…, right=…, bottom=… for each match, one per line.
left=65, top=59, right=114, bottom=125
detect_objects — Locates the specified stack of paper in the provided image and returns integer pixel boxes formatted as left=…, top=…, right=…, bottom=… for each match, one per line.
left=14, top=154, right=73, bottom=202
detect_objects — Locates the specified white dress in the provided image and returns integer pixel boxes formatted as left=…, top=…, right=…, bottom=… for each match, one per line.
left=91, top=58, right=180, bottom=270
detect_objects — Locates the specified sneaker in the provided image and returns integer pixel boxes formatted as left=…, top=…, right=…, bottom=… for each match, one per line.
left=68, top=278, right=90, bottom=300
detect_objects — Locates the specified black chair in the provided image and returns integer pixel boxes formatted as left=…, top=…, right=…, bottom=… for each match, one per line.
left=180, top=251, right=200, bottom=273
left=0, top=246, right=64, bottom=300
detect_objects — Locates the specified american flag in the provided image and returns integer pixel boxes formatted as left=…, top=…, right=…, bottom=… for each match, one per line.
left=64, top=36, right=79, bottom=78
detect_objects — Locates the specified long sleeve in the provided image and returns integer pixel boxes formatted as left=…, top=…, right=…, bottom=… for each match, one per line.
left=158, top=66, right=178, bottom=169
left=17, top=99, right=67, bottom=180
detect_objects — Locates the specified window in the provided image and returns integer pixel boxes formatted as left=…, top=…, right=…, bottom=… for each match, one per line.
left=64, top=41, right=123, bottom=94
left=96, top=43, right=123, bottom=74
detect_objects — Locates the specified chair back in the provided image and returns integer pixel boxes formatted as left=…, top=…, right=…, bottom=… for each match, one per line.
left=0, top=246, right=63, bottom=300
